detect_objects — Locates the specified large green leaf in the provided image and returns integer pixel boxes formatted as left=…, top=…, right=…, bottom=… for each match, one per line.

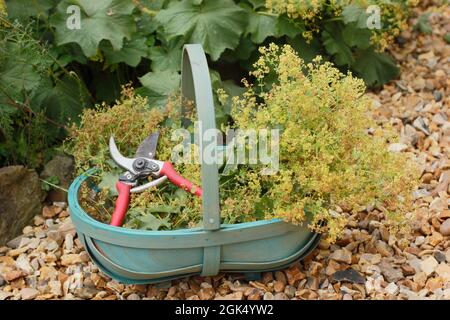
left=89, top=67, right=126, bottom=102
left=49, top=0, right=136, bottom=57
left=352, top=49, right=399, bottom=87
left=342, top=4, right=368, bottom=29
left=222, top=36, right=256, bottom=63
left=133, top=209, right=172, bottom=230
left=139, top=70, right=180, bottom=96
left=101, top=36, right=149, bottom=67
left=31, top=75, right=90, bottom=124
left=321, top=22, right=354, bottom=66
left=234, top=36, right=257, bottom=61
left=148, top=37, right=183, bottom=72
left=156, top=0, right=247, bottom=60
left=138, top=70, right=181, bottom=106
left=288, top=36, right=323, bottom=64
left=245, top=8, right=277, bottom=44
left=98, top=171, right=120, bottom=196
left=275, top=15, right=303, bottom=38
left=248, top=0, right=265, bottom=10
left=137, top=0, right=167, bottom=11
left=0, top=40, right=46, bottom=96
left=0, top=57, right=41, bottom=93
left=6, top=0, right=55, bottom=20
left=49, top=43, right=88, bottom=66
left=342, top=23, right=371, bottom=50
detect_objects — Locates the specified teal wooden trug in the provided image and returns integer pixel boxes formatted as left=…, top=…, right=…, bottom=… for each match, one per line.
left=68, top=44, right=321, bottom=284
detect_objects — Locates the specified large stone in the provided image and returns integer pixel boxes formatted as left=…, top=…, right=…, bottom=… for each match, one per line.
left=0, top=166, right=45, bottom=246
left=379, top=260, right=404, bottom=282
left=439, top=219, right=450, bottom=236
left=20, top=288, right=39, bottom=300
left=40, top=154, right=74, bottom=202
left=330, top=269, right=365, bottom=284
left=420, top=256, right=438, bottom=276
left=329, top=249, right=352, bottom=264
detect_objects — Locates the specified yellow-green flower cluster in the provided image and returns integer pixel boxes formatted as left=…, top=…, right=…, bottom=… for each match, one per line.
left=367, top=0, right=417, bottom=51
left=231, top=44, right=419, bottom=242
left=266, top=0, right=327, bottom=20
left=0, top=0, right=6, bottom=16
left=265, top=0, right=418, bottom=51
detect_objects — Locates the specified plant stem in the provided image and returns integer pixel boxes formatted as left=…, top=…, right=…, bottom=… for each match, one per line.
left=133, top=0, right=159, bottom=16
left=0, top=86, right=68, bottom=129
left=40, top=179, right=68, bottom=192
left=257, top=11, right=279, bottom=17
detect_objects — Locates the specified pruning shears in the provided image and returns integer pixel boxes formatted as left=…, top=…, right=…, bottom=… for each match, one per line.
left=108, top=132, right=202, bottom=227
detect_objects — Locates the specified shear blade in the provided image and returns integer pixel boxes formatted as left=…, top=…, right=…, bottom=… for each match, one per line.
left=109, top=136, right=136, bottom=173
left=135, top=131, right=160, bottom=159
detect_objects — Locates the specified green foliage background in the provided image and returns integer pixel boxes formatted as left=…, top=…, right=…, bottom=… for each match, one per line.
left=0, top=0, right=415, bottom=168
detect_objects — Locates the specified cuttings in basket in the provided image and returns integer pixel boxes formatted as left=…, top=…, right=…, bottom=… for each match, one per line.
left=65, top=86, right=203, bottom=229
left=107, top=131, right=203, bottom=227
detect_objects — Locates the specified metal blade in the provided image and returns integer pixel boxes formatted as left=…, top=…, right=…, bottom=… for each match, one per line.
left=135, top=132, right=160, bottom=159
left=109, top=136, right=136, bottom=173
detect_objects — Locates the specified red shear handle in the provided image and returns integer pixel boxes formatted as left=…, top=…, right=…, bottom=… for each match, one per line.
left=110, top=181, right=132, bottom=227
left=160, top=162, right=203, bottom=197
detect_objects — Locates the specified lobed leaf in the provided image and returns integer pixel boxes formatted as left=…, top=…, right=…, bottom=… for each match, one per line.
left=156, top=0, right=247, bottom=60
left=49, top=0, right=136, bottom=57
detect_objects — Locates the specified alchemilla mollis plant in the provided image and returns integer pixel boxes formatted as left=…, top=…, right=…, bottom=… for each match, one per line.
left=229, top=44, right=420, bottom=242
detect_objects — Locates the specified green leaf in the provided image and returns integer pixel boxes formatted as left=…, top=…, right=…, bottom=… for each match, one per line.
left=139, top=70, right=180, bottom=96
left=209, top=70, right=245, bottom=125
left=148, top=37, right=183, bottom=72
left=98, top=171, right=120, bottom=196
left=352, top=49, right=400, bottom=87
left=91, top=69, right=124, bottom=103
left=248, top=0, right=266, bottom=10
left=0, top=55, right=41, bottom=93
left=245, top=9, right=277, bottom=44
left=287, top=36, right=323, bottom=64
left=146, top=204, right=180, bottom=214
left=275, top=15, right=303, bottom=38
left=444, top=33, right=450, bottom=44
left=156, top=0, right=247, bottom=60
left=254, top=195, right=273, bottom=220
left=106, top=159, right=119, bottom=169
left=222, top=80, right=245, bottom=99
left=138, top=70, right=181, bottom=106
left=41, top=175, right=60, bottom=192
left=136, top=211, right=172, bottom=230
left=101, top=36, right=148, bottom=67
left=342, top=23, right=371, bottom=50
left=137, top=0, right=167, bottom=11
left=229, top=36, right=256, bottom=62
left=322, top=22, right=354, bottom=66
left=136, top=14, right=160, bottom=34
left=414, top=13, right=432, bottom=34
left=31, top=75, right=90, bottom=124
left=49, top=0, right=136, bottom=57
left=342, top=4, right=368, bottom=29
left=6, top=0, right=55, bottom=20
left=49, top=43, right=88, bottom=66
